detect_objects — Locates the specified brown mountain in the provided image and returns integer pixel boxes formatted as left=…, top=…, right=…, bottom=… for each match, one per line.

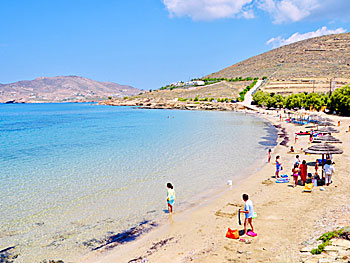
left=207, top=33, right=350, bottom=94
left=0, top=75, right=140, bottom=103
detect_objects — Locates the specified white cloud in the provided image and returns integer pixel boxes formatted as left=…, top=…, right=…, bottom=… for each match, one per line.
left=258, top=0, right=319, bottom=23
left=162, top=0, right=350, bottom=23
left=162, top=0, right=254, bottom=21
left=266, top=26, right=347, bottom=48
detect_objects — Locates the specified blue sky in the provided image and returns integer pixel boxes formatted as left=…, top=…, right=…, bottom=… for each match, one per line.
left=0, top=0, right=349, bottom=90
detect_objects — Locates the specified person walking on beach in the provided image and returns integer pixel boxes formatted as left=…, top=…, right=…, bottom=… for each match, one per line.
left=267, top=149, right=272, bottom=163
left=299, top=160, right=308, bottom=186
left=323, top=160, right=335, bottom=186
left=292, top=163, right=299, bottom=188
left=295, top=155, right=301, bottom=166
left=275, top=156, right=282, bottom=178
left=309, top=129, right=314, bottom=143
left=241, top=194, right=254, bottom=235
left=166, top=183, right=175, bottom=214
left=315, top=159, right=319, bottom=174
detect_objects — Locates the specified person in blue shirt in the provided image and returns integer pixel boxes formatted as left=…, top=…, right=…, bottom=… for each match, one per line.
left=241, top=194, right=254, bottom=235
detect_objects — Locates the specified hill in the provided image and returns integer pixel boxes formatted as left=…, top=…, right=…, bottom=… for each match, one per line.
left=0, top=76, right=140, bottom=103
left=207, top=33, right=350, bottom=94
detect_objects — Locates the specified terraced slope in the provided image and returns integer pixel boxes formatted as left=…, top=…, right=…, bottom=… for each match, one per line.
left=207, top=33, right=350, bottom=94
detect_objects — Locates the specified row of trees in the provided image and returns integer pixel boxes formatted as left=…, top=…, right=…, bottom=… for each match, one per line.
left=238, top=79, right=258, bottom=101
left=252, top=85, right=350, bottom=115
left=179, top=97, right=232, bottom=102
left=202, top=76, right=259, bottom=85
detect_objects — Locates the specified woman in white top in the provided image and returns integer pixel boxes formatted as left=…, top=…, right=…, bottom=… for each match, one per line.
left=323, top=160, right=335, bottom=186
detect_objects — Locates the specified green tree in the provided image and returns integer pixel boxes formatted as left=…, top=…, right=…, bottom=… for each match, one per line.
left=328, top=85, right=350, bottom=115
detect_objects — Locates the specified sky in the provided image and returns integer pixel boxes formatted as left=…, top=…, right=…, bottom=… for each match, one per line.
left=0, top=0, right=349, bottom=90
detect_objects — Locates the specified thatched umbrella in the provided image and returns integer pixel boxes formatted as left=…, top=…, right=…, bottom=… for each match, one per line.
left=317, top=127, right=340, bottom=133
left=322, top=117, right=334, bottom=122
left=318, top=121, right=335, bottom=127
left=310, top=116, right=325, bottom=122
left=304, top=143, right=343, bottom=176
left=313, top=135, right=342, bottom=144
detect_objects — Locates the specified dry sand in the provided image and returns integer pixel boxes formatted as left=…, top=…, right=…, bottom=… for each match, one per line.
left=82, top=110, right=350, bottom=263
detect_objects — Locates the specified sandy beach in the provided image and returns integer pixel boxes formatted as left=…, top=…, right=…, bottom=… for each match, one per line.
left=83, top=110, right=350, bottom=263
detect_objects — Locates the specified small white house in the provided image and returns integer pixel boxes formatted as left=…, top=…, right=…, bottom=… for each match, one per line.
left=192, top=80, right=205, bottom=86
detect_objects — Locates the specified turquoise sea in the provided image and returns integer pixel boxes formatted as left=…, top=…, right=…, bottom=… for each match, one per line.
left=0, top=103, right=277, bottom=262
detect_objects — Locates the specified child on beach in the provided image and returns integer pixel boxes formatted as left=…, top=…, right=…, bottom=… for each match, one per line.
left=166, top=183, right=175, bottom=214
left=292, top=163, right=299, bottom=188
left=241, top=194, right=254, bottom=235
left=315, top=159, right=319, bottom=174
left=309, top=129, right=314, bottom=143
left=275, top=156, right=282, bottom=178
left=267, top=149, right=272, bottom=163
left=295, top=155, right=301, bottom=166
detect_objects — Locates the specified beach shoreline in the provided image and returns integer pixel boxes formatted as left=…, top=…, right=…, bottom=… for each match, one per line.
left=82, top=108, right=350, bottom=263
left=78, top=111, right=279, bottom=261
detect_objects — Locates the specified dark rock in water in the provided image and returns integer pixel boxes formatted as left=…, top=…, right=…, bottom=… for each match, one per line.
left=0, top=246, right=18, bottom=263
left=82, top=238, right=104, bottom=249
left=4, top=100, right=16, bottom=104
left=40, top=260, right=64, bottom=263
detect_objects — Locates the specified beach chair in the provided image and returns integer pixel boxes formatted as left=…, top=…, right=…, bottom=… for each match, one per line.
left=302, top=183, right=314, bottom=193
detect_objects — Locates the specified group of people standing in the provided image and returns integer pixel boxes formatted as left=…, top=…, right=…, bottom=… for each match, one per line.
left=268, top=150, right=336, bottom=188
left=291, top=155, right=308, bottom=187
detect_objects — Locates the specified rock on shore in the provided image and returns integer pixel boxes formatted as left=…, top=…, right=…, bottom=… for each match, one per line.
left=100, top=99, right=248, bottom=111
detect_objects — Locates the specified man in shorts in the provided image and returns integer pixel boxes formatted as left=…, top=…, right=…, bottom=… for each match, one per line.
left=241, top=194, right=254, bottom=235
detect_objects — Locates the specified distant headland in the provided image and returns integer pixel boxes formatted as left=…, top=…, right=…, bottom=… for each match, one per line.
left=0, top=75, right=140, bottom=103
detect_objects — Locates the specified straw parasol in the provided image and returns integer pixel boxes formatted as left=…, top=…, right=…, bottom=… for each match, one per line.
left=304, top=143, right=343, bottom=155
left=312, top=135, right=342, bottom=143
left=322, top=117, right=334, bottom=122
left=316, top=127, right=340, bottom=133
left=304, top=143, right=343, bottom=176
left=318, top=121, right=335, bottom=126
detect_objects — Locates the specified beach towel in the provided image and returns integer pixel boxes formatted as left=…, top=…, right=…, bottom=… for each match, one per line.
left=276, top=178, right=290, bottom=183
left=303, top=183, right=313, bottom=192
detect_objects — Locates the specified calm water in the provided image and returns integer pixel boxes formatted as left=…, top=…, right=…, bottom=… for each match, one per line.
left=0, top=103, right=277, bottom=262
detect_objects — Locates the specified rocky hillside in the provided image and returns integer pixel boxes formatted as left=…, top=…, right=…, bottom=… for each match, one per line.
left=0, top=76, right=140, bottom=103
left=207, top=33, right=350, bottom=94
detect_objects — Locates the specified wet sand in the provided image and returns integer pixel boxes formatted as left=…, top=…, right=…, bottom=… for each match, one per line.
left=82, top=110, right=350, bottom=263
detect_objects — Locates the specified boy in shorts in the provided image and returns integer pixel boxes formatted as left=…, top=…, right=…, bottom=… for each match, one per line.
left=241, top=194, right=254, bottom=235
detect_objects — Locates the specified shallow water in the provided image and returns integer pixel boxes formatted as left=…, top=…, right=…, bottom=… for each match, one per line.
left=0, top=103, right=277, bottom=262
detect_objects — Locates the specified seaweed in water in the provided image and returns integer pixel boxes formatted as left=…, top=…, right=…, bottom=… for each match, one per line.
left=90, top=220, right=158, bottom=251
left=127, top=237, right=174, bottom=263
left=0, top=246, right=18, bottom=263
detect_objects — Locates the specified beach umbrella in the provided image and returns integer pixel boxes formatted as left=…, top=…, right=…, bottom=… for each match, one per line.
left=304, top=143, right=343, bottom=155
left=316, top=127, right=340, bottom=133
left=304, top=143, right=343, bottom=176
left=322, top=117, right=334, bottom=122
left=318, top=121, right=335, bottom=126
left=312, top=135, right=342, bottom=144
